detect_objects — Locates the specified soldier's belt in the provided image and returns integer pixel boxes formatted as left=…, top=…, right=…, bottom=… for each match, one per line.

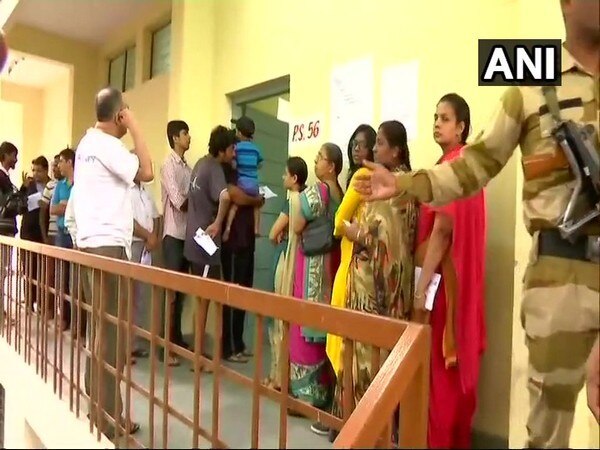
left=538, top=229, right=600, bottom=263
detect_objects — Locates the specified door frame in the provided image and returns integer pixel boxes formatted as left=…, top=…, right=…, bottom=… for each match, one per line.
left=228, top=75, right=290, bottom=121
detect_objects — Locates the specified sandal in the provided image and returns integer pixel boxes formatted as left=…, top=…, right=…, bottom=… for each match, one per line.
left=127, top=421, right=140, bottom=434
left=86, top=415, right=140, bottom=437
left=189, top=363, right=213, bottom=373
left=225, top=353, right=248, bottom=363
left=132, top=349, right=149, bottom=358
left=167, top=355, right=180, bottom=367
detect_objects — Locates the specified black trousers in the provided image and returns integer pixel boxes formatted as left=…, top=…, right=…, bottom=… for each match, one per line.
left=162, top=236, right=189, bottom=348
left=220, top=245, right=254, bottom=358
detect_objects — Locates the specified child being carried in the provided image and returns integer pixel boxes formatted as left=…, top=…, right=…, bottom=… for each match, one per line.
left=224, top=115, right=264, bottom=241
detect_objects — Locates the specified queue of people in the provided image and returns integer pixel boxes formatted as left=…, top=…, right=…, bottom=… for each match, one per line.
left=0, top=2, right=597, bottom=445
left=261, top=93, right=488, bottom=447
left=1, top=87, right=486, bottom=446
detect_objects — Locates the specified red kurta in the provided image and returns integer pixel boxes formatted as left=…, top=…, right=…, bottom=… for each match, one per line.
left=416, top=145, right=487, bottom=449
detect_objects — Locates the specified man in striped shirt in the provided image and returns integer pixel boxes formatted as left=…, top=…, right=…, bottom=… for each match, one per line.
left=39, top=154, right=62, bottom=245
left=38, top=154, right=62, bottom=322
left=160, top=120, right=192, bottom=366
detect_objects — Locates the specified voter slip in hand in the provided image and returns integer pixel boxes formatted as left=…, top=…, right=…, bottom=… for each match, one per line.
left=140, top=248, right=152, bottom=266
left=259, top=185, right=278, bottom=200
left=27, top=192, right=42, bottom=212
left=414, top=267, right=442, bottom=311
left=194, top=227, right=218, bottom=256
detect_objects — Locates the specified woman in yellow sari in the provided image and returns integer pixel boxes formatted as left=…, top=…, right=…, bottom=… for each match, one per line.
left=266, top=157, right=308, bottom=390
left=326, top=124, right=376, bottom=385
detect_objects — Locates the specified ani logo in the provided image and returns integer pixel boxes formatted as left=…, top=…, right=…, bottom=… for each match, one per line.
left=478, top=39, right=562, bottom=87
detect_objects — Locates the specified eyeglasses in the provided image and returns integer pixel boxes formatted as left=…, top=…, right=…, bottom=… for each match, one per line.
left=315, top=153, right=329, bottom=163
left=351, top=139, right=368, bottom=150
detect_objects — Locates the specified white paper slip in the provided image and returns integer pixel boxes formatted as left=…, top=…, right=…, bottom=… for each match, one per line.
left=414, top=267, right=442, bottom=311
left=259, top=185, right=278, bottom=200
left=140, top=249, right=152, bottom=266
left=194, top=227, right=218, bottom=256
left=27, top=192, right=42, bottom=212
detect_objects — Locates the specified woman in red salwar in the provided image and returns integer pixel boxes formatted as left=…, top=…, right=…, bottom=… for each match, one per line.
left=413, top=93, right=487, bottom=449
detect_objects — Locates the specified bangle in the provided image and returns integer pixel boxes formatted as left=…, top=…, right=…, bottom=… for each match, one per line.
left=414, top=291, right=425, bottom=300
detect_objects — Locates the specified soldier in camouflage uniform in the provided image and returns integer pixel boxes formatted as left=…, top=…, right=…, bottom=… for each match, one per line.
left=354, top=0, right=599, bottom=447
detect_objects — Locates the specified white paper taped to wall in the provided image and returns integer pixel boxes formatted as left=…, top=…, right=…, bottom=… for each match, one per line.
left=381, top=60, right=420, bottom=142
left=330, top=58, right=374, bottom=165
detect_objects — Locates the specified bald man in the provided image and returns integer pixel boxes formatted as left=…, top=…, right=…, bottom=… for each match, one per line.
left=73, top=87, right=153, bottom=439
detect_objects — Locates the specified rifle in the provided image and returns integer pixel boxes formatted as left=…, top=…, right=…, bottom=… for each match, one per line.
left=542, top=86, right=600, bottom=242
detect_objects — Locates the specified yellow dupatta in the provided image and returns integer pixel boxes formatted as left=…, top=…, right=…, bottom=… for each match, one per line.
left=276, top=191, right=301, bottom=297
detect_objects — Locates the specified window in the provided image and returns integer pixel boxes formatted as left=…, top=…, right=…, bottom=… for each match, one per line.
left=150, top=22, right=171, bottom=78
left=108, top=46, right=136, bottom=92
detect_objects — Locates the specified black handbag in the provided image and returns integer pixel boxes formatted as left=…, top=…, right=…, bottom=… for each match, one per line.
left=0, top=187, right=27, bottom=219
left=301, top=184, right=334, bottom=256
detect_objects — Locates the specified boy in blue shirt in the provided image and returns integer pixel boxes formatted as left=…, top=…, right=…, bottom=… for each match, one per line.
left=223, top=116, right=263, bottom=240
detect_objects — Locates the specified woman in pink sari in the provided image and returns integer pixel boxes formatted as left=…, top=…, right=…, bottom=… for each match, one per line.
left=291, top=143, right=344, bottom=432
left=413, top=93, right=487, bottom=449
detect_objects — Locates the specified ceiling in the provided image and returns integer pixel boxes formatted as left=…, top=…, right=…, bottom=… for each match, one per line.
left=0, top=49, right=70, bottom=88
left=7, top=0, right=166, bottom=45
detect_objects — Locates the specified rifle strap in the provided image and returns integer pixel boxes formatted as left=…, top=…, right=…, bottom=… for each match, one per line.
left=542, top=86, right=562, bottom=124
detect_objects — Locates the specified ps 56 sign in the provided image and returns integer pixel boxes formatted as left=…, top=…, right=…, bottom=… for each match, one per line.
left=290, top=116, right=323, bottom=145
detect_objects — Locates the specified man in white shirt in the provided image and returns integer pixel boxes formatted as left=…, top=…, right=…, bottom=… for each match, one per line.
left=131, top=179, right=159, bottom=357
left=73, top=87, right=153, bottom=439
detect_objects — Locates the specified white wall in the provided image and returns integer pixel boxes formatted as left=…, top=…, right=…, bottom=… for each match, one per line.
left=0, top=339, right=112, bottom=449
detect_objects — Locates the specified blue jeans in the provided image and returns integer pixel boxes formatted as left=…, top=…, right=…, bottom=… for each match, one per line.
left=55, top=228, right=73, bottom=327
left=55, top=228, right=73, bottom=249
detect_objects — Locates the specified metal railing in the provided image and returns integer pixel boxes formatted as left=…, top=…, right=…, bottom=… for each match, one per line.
left=0, top=235, right=430, bottom=448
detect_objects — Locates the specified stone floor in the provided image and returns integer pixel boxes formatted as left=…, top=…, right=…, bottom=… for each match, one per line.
left=4, top=316, right=333, bottom=449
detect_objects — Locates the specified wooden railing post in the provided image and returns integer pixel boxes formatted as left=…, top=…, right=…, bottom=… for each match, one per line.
left=0, top=235, right=431, bottom=449
left=399, top=329, right=430, bottom=448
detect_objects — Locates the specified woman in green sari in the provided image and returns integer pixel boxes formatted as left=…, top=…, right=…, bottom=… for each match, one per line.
left=332, top=120, right=417, bottom=422
left=266, top=157, right=308, bottom=391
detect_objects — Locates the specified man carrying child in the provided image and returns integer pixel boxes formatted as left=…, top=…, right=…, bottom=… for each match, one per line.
left=223, top=116, right=263, bottom=240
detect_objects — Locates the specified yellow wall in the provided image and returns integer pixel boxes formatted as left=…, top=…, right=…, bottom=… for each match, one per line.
left=5, top=0, right=597, bottom=445
left=1, top=81, right=44, bottom=171
left=50, top=0, right=515, bottom=436
left=168, top=0, right=216, bottom=164
left=5, top=24, right=100, bottom=146
left=41, top=70, right=73, bottom=159
left=1, top=70, right=72, bottom=174
left=0, top=96, right=24, bottom=185
left=98, top=0, right=172, bottom=205
left=172, top=0, right=519, bottom=440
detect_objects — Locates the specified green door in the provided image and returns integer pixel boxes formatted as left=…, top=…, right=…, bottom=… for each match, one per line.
left=242, top=105, right=289, bottom=292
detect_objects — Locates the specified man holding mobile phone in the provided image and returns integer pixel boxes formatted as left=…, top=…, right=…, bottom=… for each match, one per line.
left=73, top=87, right=153, bottom=439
